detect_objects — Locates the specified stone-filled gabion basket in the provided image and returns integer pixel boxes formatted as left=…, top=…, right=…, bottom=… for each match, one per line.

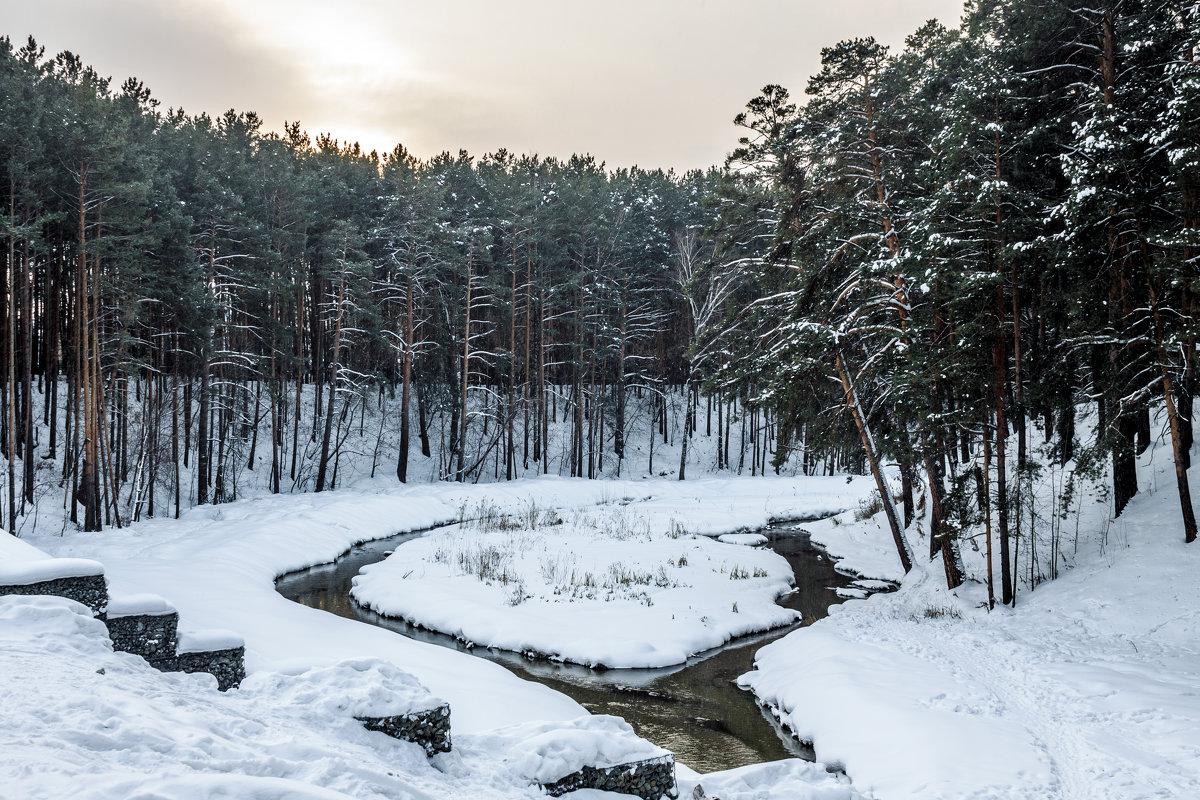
left=106, top=611, right=180, bottom=659
left=0, top=573, right=108, bottom=615
left=359, top=703, right=452, bottom=757
left=104, top=594, right=179, bottom=660
left=177, top=646, right=246, bottom=691
left=151, top=630, right=247, bottom=691
left=542, top=754, right=677, bottom=800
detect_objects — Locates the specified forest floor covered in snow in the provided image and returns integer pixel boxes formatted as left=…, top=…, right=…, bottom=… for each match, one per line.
left=4, top=438, right=1200, bottom=799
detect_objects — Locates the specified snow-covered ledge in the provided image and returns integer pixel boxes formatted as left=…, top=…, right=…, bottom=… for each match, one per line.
left=149, top=629, right=248, bottom=691
left=1, top=533, right=107, bottom=614
left=104, top=593, right=179, bottom=660
left=241, top=659, right=451, bottom=754
left=492, top=715, right=677, bottom=800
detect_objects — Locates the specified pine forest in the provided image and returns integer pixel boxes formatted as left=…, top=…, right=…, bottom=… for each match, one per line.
left=3, top=2, right=1200, bottom=798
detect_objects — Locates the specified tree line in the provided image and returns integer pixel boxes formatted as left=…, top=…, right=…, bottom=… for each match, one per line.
left=3, top=0, right=1197, bottom=611
left=0, top=34, right=806, bottom=537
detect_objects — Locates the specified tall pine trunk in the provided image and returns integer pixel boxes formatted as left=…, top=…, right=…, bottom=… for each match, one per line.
left=397, top=275, right=413, bottom=483
left=835, top=349, right=912, bottom=573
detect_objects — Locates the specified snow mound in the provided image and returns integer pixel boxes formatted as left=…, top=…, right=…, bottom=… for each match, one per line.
left=351, top=511, right=799, bottom=668
left=0, top=556, right=105, bottom=585
left=0, top=596, right=505, bottom=800
left=0, top=594, right=110, bottom=653
left=480, top=714, right=668, bottom=785
left=678, top=758, right=864, bottom=800
left=240, top=658, right=444, bottom=720
left=717, top=533, right=768, bottom=546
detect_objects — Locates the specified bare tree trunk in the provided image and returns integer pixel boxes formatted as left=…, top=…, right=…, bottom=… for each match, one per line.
left=508, top=261, right=517, bottom=481
left=1148, top=282, right=1198, bottom=543
left=6, top=182, right=16, bottom=533
left=994, top=307, right=1013, bottom=606
left=397, top=275, right=414, bottom=483
left=717, top=389, right=724, bottom=470
left=197, top=360, right=210, bottom=504
left=457, top=253, right=472, bottom=482
left=316, top=273, right=345, bottom=492
left=540, top=298, right=549, bottom=473
left=835, top=349, right=912, bottom=573
left=21, top=237, right=33, bottom=509
left=678, top=375, right=692, bottom=480
left=983, top=420, right=995, bottom=610
left=523, top=247, right=532, bottom=470
left=173, top=334, right=181, bottom=517
left=921, top=431, right=963, bottom=589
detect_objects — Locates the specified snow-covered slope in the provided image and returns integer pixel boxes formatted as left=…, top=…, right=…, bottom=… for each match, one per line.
left=740, top=447, right=1200, bottom=799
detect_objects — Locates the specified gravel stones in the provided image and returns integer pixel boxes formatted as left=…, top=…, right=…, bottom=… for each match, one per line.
left=359, top=703, right=452, bottom=757
left=541, top=754, right=678, bottom=800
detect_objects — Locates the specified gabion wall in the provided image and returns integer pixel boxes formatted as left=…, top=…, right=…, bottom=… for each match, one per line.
left=359, top=703, right=452, bottom=757
left=542, top=754, right=677, bottom=800
left=1, top=574, right=108, bottom=615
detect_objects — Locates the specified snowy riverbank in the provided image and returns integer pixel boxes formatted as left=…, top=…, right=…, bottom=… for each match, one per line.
left=739, top=448, right=1200, bottom=799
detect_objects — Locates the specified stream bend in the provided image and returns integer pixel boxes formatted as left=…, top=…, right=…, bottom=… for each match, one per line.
left=275, top=521, right=870, bottom=773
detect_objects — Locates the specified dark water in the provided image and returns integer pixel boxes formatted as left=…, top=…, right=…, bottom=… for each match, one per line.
left=275, top=522, right=873, bottom=773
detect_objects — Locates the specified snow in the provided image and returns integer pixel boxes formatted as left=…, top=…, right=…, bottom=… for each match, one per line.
left=800, top=509, right=908, bottom=582
left=0, top=532, right=105, bottom=584
left=677, top=758, right=863, bottom=800
left=106, top=592, right=176, bottom=618
left=0, top=556, right=106, bottom=584
left=350, top=504, right=800, bottom=668
left=24, top=483, right=587, bottom=734
left=0, top=595, right=529, bottom=799
left=178, top=628, right=245, bottom=653
left=240, top=659, right=443, bottom=719
left=1, top=529, right=57, bottom=561
left=14, top=439, right=1199, bottom=800
left=718, top=533, right=768, bottom=546
left=478, top=714, right=668, bottom=784
left=739, top=442, right=1200, bottom=799
left=11, top=474, right=868, bottom=799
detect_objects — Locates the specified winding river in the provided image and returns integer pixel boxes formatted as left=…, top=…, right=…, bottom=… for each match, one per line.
left=275, top=521, right=876, bottom=773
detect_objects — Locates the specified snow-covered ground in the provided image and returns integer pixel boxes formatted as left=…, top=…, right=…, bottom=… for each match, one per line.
left=0, top=593, right=674, bottom=800
left=8, top=419, right=1200, bottom=799
left=5, top=474, right=872, bottom=799
left=740, top=445, right=1200, bottom=799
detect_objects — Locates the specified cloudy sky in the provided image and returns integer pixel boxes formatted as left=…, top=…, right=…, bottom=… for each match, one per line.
left=4, top=0, right=965, bottom=170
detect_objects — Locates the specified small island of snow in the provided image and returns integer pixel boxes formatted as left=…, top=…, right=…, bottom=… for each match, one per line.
left=350, top=501, right=800, bottom=668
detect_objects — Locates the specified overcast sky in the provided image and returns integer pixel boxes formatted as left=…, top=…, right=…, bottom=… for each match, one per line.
left=4, top=0, right=965, bottom=170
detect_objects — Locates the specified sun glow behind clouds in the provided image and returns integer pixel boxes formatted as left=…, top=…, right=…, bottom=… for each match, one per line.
left=201, top=0, right=440, bottom=152
left=4, top=0, right=966, bottom=168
